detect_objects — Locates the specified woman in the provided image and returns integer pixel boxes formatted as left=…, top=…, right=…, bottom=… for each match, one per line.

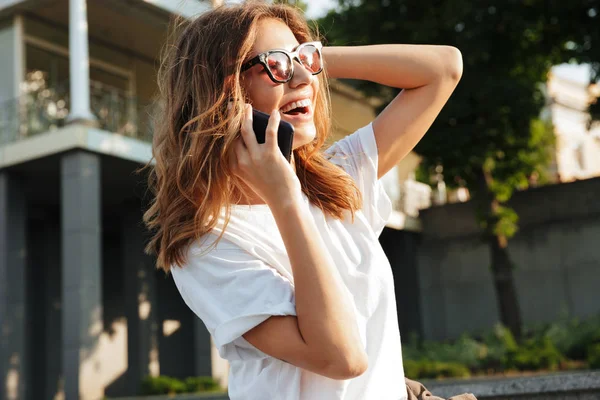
left=144, top=1, right=469, bottom=399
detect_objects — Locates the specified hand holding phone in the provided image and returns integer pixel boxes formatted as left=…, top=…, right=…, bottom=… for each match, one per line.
left=252, top=108, right=295, bottom=162
left=231, top=105, right=302, bottom=206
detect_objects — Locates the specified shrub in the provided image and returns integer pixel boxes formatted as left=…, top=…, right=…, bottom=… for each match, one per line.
left=545, top=316, right=600, bottom=360
left=184, top=376, right=222, bottom=392
left=403, top=359, right=421, bottom=379
left=588, top=343, right=600, bottom=369
left=505, top=337, right=564, bottom=371
left=419, top=335, right=486, bottom=370
left=141, top=376, right=186, bottom=395
left=141, top=375, right=224, bottom=395
left=478, top=324, right=518, bottom=372
left=402, top=317, right=600, bottom=379
left=404, top=359, right=470, bottom=380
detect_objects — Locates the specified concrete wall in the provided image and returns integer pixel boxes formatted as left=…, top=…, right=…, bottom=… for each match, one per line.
left=0, top=17, right=21, bottom=103
left=0, top=151, right=208, bottom=399
left=427, top=371, right=600, bottom=400
left=27, top=211, right=61, bottom=400
left=380, top=228, right=423, bottom=338
left=416, top=177, right=600, bottom=340
left=0, top=16, right=23, bottom=145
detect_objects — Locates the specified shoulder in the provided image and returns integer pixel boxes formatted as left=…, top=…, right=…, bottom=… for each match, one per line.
left=171, top=234, right=243, bottom=277
left=326, top=122, right=375, bottom=162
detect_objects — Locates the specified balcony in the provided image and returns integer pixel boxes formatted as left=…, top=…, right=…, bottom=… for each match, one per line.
left=0, top=70, right=154, bottom=146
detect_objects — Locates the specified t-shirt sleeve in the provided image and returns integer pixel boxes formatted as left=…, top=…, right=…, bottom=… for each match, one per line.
left=170, top=242, right=297, bottom=360
left=326, top=122, right=392, bottom=236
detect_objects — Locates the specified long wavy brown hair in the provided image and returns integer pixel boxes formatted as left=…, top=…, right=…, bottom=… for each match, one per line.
left=144, top=1, right=362, bottom=272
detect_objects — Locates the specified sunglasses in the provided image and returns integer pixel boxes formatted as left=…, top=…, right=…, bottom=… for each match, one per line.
left=241, top=41, right=323, bottom=84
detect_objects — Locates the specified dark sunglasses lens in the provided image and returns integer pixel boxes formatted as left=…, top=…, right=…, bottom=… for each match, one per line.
left=300, top=45, right=322, bottom=73
left=266, top=52, right=292, bottom=82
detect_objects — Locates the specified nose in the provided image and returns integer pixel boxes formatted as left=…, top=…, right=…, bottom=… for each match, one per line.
left=288, top=59, right=313, bottom=88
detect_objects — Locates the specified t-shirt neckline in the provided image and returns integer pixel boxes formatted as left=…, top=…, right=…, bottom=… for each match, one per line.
left=230, top=193, right=310, bottom=212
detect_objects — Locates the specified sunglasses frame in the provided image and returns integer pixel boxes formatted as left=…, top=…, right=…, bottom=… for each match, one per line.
left=241, top=41, right=323, bottom=84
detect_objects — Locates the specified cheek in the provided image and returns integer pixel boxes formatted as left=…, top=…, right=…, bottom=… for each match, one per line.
left=247, top=82, right=283, bottom=112
left=310, top=77, right=320, bottom=101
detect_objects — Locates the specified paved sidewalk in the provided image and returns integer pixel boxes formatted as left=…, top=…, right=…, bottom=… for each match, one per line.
left=425, top=370, right=600, bottom=399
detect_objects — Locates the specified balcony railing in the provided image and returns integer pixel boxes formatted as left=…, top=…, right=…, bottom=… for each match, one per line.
left=0, top=75, right=154, bottom=146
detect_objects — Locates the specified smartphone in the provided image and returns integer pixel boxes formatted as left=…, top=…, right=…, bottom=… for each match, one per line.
left=252, top=109, right=294, bottom=162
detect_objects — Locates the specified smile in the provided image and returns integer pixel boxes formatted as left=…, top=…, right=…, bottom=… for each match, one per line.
left=280, top=98, right=312, bottom=115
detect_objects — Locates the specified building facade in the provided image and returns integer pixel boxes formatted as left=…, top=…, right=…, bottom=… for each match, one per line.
left=546, top=65, right=600, bottom=183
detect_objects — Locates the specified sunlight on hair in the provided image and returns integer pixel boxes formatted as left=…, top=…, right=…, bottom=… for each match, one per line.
left=143, top=1, right=361, bottom=271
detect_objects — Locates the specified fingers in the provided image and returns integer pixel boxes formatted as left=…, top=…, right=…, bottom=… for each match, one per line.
left=239, top=104, right=259, bottom=153
left=229, top=138, right=249, bottom=177
left=265, top=108, right=281, bottom=152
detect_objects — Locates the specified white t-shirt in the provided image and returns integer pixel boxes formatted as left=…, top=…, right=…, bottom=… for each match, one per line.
left=171, top=123, right=408, bottom=400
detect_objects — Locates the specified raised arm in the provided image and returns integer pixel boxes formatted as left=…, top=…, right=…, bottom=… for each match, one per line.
left=323, top=45, right=463, bottom=178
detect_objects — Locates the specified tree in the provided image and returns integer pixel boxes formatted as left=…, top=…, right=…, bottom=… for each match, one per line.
left=320, top=0, right=599, bottom=338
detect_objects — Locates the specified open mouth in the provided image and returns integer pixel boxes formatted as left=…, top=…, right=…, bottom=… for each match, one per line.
left=280, top=99, right=311, bottom=116
left=283, top=106, right=309, bottom=116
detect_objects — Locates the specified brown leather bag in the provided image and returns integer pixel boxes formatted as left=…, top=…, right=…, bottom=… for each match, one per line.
left=405, top=378, right=477, bottom=400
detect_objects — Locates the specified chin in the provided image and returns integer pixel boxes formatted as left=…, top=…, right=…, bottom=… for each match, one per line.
left=291, top=123, right=317, bottom=149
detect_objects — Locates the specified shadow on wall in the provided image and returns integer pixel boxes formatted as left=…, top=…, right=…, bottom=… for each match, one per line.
left=103, top=210, right=197, bottom=397
left=19, top=203, right=200, bottom=399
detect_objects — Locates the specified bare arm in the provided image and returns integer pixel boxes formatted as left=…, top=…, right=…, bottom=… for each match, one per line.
left=244, top=197, right=366, bottom=379
left=323, top=44, right=463, bottom=178
left=232, top=106, right=367, bottom=380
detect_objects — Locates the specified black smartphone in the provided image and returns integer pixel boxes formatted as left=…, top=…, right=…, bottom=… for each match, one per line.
left=252, top=109, right=294, bottom=162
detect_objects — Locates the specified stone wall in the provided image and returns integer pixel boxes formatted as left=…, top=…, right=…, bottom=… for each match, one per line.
left=415, top=177, right=600, bottom=340
left=108, top=372, right=600, bottom=400
left=426, top=371, right=600, bottom=400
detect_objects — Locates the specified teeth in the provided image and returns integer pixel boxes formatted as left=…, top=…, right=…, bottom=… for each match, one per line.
left=280, top=98, right=311, bottom=113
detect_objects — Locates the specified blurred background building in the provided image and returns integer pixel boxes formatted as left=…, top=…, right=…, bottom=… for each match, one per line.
left=546, top=64, right=600, bottom=183
left=411, top=64, right=600, bottom=212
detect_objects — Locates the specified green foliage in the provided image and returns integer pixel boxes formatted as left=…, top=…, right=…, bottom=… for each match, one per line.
left=319, top=0, right=595, bottom=239
left=588, top=344, right=600, bottom=369
left=544, top=315, right=600, bottom=360
left=141, top=376, right=224, bottom=395
left=321, top=0, right=598, bottom=340
left=141, top=376, right=186, bottom=395
left=477, top=205, right=519, bottom=239
left=478, top=324, right=519, bottom=370
left=184, top=376, right=223, bottom=392
left=404, top=359, right=471, bottom=380
left=504, top=336, right=564, bottom=371
left=402, top=316, right=600, bottom=379
left=418, top=335, right=487, bottom=368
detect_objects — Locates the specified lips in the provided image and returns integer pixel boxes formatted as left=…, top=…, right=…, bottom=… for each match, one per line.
left=280, top=98, right=312, bottom=114
left=280, top=103, right=314, bottom=123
